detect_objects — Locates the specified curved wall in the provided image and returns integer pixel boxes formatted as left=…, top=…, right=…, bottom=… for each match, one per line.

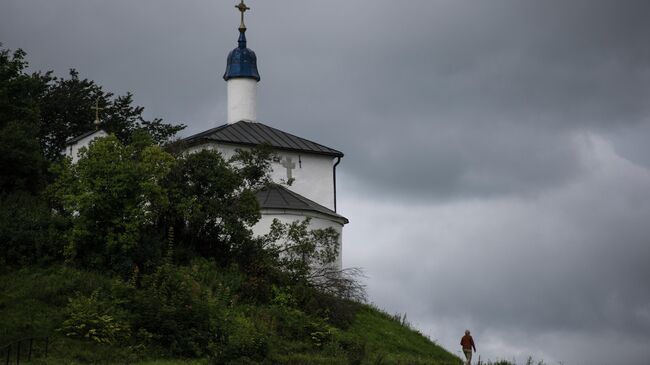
left=252, top=210, right=344, bottom=270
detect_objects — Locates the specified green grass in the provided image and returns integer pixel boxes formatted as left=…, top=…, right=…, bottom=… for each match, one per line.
left=25, top=359, right=208, bottom=365
left=0, top=265, right=116, bottom=344
left=344, top=305, right=462, bottom=365
left=1, top=266, right=462, bottom=365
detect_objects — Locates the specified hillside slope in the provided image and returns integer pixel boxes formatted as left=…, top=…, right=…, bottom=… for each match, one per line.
left=0, top=266, right=461, bottom=365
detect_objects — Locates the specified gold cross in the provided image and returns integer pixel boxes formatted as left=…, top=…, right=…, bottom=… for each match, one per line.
left=91, top=97, right=104, bottom=129
left=235, top=0, right=250, bottom=30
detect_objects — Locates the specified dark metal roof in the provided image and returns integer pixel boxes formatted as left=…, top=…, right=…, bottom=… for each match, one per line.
left=183, top=121, right=344, bottom=157
left=256, top=184, right=348, bottom=224
left=65, top=129, right=106, bottom=145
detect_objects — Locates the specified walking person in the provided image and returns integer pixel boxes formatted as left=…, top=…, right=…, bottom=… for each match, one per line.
left=460, top=330, right=476, bottom=365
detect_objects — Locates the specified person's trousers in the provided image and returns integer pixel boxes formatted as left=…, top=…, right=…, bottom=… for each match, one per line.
left=463, top=349, right=473, bottom=365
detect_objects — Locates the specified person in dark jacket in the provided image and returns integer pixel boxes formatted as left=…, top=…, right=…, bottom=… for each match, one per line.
left=460, top=330, right=476, bottom=365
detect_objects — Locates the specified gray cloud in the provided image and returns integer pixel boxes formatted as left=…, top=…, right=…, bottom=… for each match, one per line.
left=341, top=135, right=650, bottom=364
left=252, top=1, right=650, bottom=198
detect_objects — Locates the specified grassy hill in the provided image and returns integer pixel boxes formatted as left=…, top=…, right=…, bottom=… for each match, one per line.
left=2, top=44, right=461, bottom=365
left=1, top=265, right=461, bottom=365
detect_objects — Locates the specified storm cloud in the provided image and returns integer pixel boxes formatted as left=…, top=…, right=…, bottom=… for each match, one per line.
left=2, top=1, right=649, bottom=364
left=341, top=135, right=650, bottom=364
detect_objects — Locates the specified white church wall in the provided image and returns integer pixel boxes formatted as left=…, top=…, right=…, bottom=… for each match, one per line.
left=65, top=130, right=109, bottom=163
left=252, top=210, right=344, bottom=270
left=187, top=142, right=336, bottom=211
left=185, top=142, right=220, bottom=156
left=185, top=142, right=344, bottom=267
left=268, top=152, right=335, bottom=211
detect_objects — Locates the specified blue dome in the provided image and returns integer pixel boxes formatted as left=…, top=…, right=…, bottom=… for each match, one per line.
left=223, top=29, right=260, bottom=81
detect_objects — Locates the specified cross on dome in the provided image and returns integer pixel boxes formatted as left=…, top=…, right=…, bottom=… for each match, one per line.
left=223, top=0, right=260, bottom=82
left=235, top=0, right=250, bottom=31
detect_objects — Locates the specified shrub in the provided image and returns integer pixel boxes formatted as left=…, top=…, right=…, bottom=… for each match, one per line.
left=215, top=313, right=269, bottom=364
left=0, top=192, right=67, bottom=268
left=130, top=263, right=226, bottom=357
left=267, top=304, right=311, bottom=341
left=59, top=290, right=130, bottom=345
left=307, top=316, right=338, bottom=349
left=302, top=289, right=360, bottom=329
left=239, top=273, right=272, bottom=303
left=339, top=337, right=366, bottom=365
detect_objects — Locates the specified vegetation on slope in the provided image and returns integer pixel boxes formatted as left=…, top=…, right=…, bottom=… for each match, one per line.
left=1, top=265, right=460, bottom=365
left=0, top=44, right=461, bottom=364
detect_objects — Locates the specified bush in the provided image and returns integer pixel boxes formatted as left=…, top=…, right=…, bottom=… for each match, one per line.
left=301, top=289, right=360, bottom=329
left=268, top=305, right=311, bottom=341
left=239, top=274, right=273, bottom=304
left=0, top=265, right=119, bottom=344
left=0, top=192, right=67, bottom=268
left=34, top=337, right=140, bottom=364
left=215, top=313, right=269, bottom=364
left=130, top=263, right=226, bottom=357
left=307, top=316, right=338, bottom=349
left=339, top=338, right=366, bottom=365
left=59, top=290, right=131, bottom=345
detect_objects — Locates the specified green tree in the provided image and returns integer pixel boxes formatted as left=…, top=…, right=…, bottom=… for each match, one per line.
left=162, top=147, right=272, bottom=266
left=50, top=134, right=175, bottom=274
left=50, top=134, right=274, bottom=274
left=39, top=69, right=185, bottom=162
left=1, top=43, right=185, bottom=167
left=130, top=262, right=227, bottom=356
left=261, top=218, right=366, bottom=301
left=0, top=191, right=67, bottom=267
left=0, top=46, right=48, bottom=194
left=263, top=218, right=339, bottom=281
left=0, top=45, right=58, bottom=267
left=1, top=44, right=185, bottom=267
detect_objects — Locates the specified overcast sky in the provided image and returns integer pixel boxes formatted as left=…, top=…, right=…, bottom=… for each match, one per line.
left=2, top=1, right=649, bottom=364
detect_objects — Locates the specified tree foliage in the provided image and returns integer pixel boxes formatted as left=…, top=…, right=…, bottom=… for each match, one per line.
left=0, top=191, right=67, bottom=267
left=163, top=149, right=268, bottom=265
left=0, top=45, right=57, bottom=266
left=39, top=69, right=185, bottom=161
left=0, top=43, right=185, bottom=188
left=0, top=43, right=185, bottom=269
left=50, top=134, right=176, bottom=274
left=49, top=135, right=275, bottom=276
left=261, top=218, right=366, bottom=302
left=263, top=218, right=339, bottom=280
left=0, top=46, right=48, bottom=194
left=130, top=262, right=227, bottom=356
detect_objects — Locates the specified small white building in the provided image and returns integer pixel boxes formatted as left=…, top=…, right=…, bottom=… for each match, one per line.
left=64, top=129, right=108, bottom=163
left=183, top=6, right=348, bottom=269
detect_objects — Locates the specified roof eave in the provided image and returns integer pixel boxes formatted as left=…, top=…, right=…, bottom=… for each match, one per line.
left=184, top=136, right=344, bottom=158
left=180, top=121, right=345, bottom=157
left=65, top=129, right=107, bottom=145
left=209, top=138, right=344, bottom=157
left=259, top=207, right=349, bottom=225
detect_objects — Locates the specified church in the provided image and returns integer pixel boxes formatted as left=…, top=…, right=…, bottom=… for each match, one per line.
left=64, top=0, right=348, bottom=269
left=183, top=1, right=348, bottom=269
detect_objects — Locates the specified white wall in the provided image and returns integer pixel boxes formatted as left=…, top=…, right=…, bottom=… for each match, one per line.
left=65, top=130, right=109, bottom=163
left=252, top=210, right=344, bottom=270
left=268, top=151, right=336, bottom=211
left=185, top=142, right=345, bottom=268
left=187, top=142, right=336, bottom=210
